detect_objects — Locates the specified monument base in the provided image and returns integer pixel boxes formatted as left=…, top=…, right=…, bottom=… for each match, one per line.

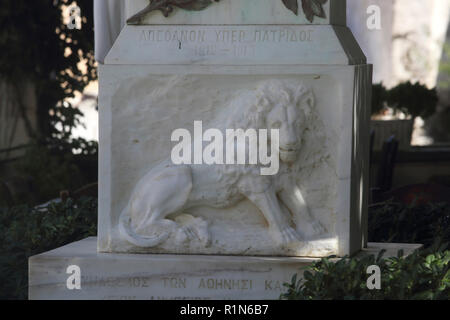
left=29, top=238, right=421, bottom=300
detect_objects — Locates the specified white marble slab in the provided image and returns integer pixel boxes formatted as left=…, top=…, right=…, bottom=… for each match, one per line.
left=98, top=0, right=372, bottom=259
left=125, top=0, right=346, bottom=26
left=28, top=237, right=422, bottom=300
left=105, top=25, right=365, bottom=65
left=98, top=64, right=372, bottom=257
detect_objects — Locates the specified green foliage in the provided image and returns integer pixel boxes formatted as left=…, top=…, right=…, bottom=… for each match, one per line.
left=371, top=82, right=438, bottom=119
left=0, top=0, right=96, bottom=141
left=0, top=2, right=98, bottom=298
left=0, top=197, right=97, bottom=300
left=371, top=83, right=388, bottom=115
left=438, top=43, right=450, bottom=90
left=281, top=246, right=450, bottom=300
left=0, top=1, right=98, bottom=206
left=282, top=201, right=450, bottom=300
left=387, top=82, right=439, bottom=119
left=368, top=201, right=450, bottom=248
left=11, top=141, right=97, bottom=206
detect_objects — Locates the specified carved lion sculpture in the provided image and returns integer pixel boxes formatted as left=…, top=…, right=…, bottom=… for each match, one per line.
left=119, top=79, right=326, bottom=248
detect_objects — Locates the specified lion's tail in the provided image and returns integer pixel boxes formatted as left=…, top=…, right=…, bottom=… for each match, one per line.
left=118, top=203, right=170, bottom=248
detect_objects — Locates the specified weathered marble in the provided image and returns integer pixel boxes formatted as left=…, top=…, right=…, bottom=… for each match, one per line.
left=105, top=25, right=365, bottom=65
left=391, top=0, right=450, bottom=88
left=99, top=64, right=371, bottom=257
left=98, top=0, right=372, bottom=258
left=125, top=0, right=347, bottom=26
left=29, top=237, right=422, bottom=300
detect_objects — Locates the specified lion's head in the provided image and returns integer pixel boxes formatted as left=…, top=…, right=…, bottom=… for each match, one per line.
left=226, top=79, right=314, bottom=164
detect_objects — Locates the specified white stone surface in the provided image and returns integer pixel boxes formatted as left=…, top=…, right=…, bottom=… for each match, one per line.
left=29, top=237, right=422, bottom=300
left=116, top=79, right=329, bottom=253
left=391, top=0, right=450, bottom=88
left=98, top=63, right=372, bottom=257
left=346, top=0, right=394, bottom=84
left=94, top=0, right=127, bottom=63
left=98, top=1, right=372, bottom=258
left=105, top=25, right=365, bottom=65
left=125, top=0, right=346, bottom=26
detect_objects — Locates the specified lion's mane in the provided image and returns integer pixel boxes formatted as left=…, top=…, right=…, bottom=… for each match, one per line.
left=208, top=79, right=315, bottom=193
left=224, top=79, right=314, bottom=131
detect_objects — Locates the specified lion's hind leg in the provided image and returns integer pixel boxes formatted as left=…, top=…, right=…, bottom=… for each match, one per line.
left=128, top=165, right=193, bottom=245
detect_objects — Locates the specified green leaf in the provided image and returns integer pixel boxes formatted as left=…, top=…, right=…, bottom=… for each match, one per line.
left=376, top=249, right=387, bottom=262
left=282, top=0, right=299, bottom=15
left=300, top=0, right=327, bottom=23
left=177, top=0, right=216, bottom=11
left=309, top=0, right=326, bottom=18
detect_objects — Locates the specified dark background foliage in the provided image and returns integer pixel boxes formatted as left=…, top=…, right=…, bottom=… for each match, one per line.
left=0, top=0, right=98, bottom=207
left=0, top=0, right=448, bottom=302
left=371, top=82, right=438, bottom=119
left=368, top=201, right=450, bottom=247
left=0, top=0, right=96, bottom=142
left=0, top=197, right=97, bottom=300
left=282, top=244, right=450, bottom=300
left=0, top=1, right=98, bottom=299
left=282, top=202, right=450, bottom=300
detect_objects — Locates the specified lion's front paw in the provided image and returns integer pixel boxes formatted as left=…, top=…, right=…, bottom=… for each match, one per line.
left=174, top=214, right=211, bottom=247
left=299, top=220, right=327, bottom=239
left=271, top=226, right=300, bottom=245
left=174, top=227, right=189, bottom=244
left=313, top=221, right=327, bottom=234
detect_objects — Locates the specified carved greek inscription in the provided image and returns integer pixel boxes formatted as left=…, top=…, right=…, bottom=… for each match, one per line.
left=232, top=45, right=256, bottom=58
left=103, top=295, right=137, bottom=300
left=253, top=29, right=314, bottom=43
left=138, top=27, right=314, bottom=59
left=264, top=280, right=283, bottom=291
left=82, top=275, right=286, bottom=296
left=162, top=277, right=187, bottom=289
left=140, top=28, right=314, bottom=44
left=140, top=30, right=206, bottom=43
left=198, top=278, right=253, bottom=290
left=194, top=44, right=217, bottom=57
left=215, top=30, right=247, bottom=43
left=81, top=276, right=151, bottom=288
left=128, top=277, right=149, bottom=288
left=81, top=276, right=124, bottom=288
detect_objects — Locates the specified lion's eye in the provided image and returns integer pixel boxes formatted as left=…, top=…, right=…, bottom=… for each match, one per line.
left=272, top=121, right=282, bottom=129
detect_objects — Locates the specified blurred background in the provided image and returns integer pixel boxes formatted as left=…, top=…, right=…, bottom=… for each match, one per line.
left=0, top=0, right=449, bottom=300
left=2, top=0, right=450, bottom=203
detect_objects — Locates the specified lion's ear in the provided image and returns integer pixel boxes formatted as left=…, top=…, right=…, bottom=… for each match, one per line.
left=298, top=89, right=314, bottom=118
left=257, top=96, right=270, bottom=109
left=242, top=103, right=263, bottom=129
left=280, top=90, right=291, bottom=104
left=248, top=109, right=266, bottom=129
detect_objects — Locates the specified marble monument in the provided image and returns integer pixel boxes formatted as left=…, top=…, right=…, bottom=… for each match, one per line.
left=30, top=0, right=379, bottom=300
left=98, top=0, right=371, bottom=258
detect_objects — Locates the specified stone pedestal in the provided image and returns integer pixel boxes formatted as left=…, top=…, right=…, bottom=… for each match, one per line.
left=29, top=0, right=378, bottom=301
left=29, top=237, right=421, bottom=300
left=98, top=0, right=372, bottom=258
